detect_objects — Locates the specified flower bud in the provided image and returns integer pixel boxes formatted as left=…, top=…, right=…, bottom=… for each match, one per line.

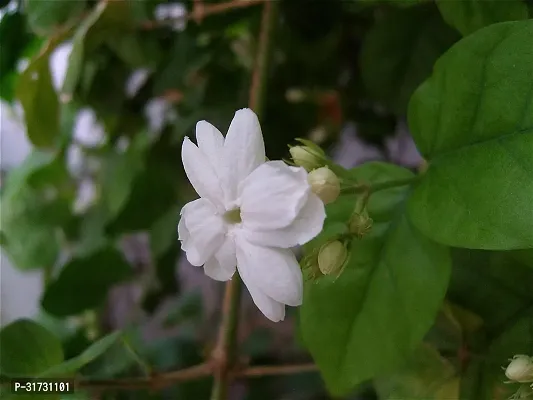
left=505, top=355, right=533, bottom=383
left=290, top=144, right=325, bottom=172
left=308, top=167, right=340, bottom=204
left=349, top=209, right=373, bottom=238
left=318, top=240, right=348, bottom=276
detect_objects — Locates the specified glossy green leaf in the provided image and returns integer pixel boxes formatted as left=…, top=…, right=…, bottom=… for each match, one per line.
left=300, top=162, right=451, bottom=395
left=436, top=0, right=528, bottom=36
left=0, top=320, right=64, bottom=376
left=25, top=0, right=86, bottom=36
left=16, top=48, right=59, bottom=148
left=41, top=331, right=122, bottom=377
left=360, top=4, right=458, bottom=115
left=42, top=246, right=133, bottom=316
left=407, top=20, right=533, bottom=250
left=61, top=2, right=107, bottom=99
left=375, top=344, right=460, bottom=399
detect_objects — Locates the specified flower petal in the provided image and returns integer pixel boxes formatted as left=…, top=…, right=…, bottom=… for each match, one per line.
left=235, top=235, right=303, bottom=307
left=223, top=108, right=265, bottom=200
left=240, top=161, right=310, bottom=230
left=203, top=236, right=237, bottom=281
left=182, top=137, right=224, bottom=209
left=196, top=121, right=224, bottom=171
left=243, top=192, right=325, bottom=248
left=237, top=256, right=285, bottom=322
left=179, top=198, right=225, bottom=266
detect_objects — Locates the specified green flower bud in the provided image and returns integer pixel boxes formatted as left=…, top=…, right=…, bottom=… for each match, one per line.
left=308, top=167, right=340, bottom=204
left=505, top=355, right=533, bottom=383
left=349, top=209, right=373, bottom=238
left=318, top=240, right=348, bottom=276
left=289, top=143, right=326, bottom=172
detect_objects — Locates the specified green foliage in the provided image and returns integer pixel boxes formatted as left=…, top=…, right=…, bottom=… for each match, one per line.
left=41, top=331, right=122, bottom=377
left=16, top=44, right=61, bottom=148
left=301, top=163, right=451, bottom=395
left=360, top=4, right=459, bottom=115
left=436, top=0, right=529, bottom=36
left=1, top=1, right=532, bottom=399
left=0, top=319, right=64, bottom=376
left=375, top=345, right=459, bottom=399
left=0, top=151, right=72, bottom=269
left=25, top=0, right=86, bottom=36
left=408, top=20, right=533, bottom=250
left=42, top=246, right=133, bottom=317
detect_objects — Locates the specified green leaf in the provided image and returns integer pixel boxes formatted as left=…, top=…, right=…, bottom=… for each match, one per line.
left=407, top=20, right=533, bottom=250
left=0, top=12, right=32, bottom=80
left=149, top=204, right=181, bottom=259
left=360, top=4, right=458, bottom=115
left=41, top=331, right=122, bottom=377
left=0, top=320, right=64, bottom=376
left=300, top=162, right=451, bottom=395
left=42, top=246, right=133, bottom=316
left=61, top=2, right=107, bottom=99
left=436, top=0, right=528, bottom=36
left=101, top=133, right=151, bottom=218
left=16, top=47, right=60, bottom=148
left=0, top=151, right=72, bottom=269
left=25, top=0, right=86, bottom=36
left=448, top=249, right=533, bottom=399
left=375, top=344, right=460, bottom=399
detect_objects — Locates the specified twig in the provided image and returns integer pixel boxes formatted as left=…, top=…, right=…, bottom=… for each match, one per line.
left=71, top=362, right=317, bottom=392
left=141, top=0, right=265, bottom=30
left=76, top=363, right=212, bottom=391
left=237, top=363, right=318, bottom=378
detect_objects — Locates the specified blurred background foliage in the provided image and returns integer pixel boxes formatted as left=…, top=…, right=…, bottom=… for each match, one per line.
left=0, top=0, right=532, bottom=399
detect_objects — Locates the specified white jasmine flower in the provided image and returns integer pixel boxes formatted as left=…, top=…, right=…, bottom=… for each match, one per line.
left=154, top=3, right=187, bottom=31
left=178, top=108, right=326, bottom=322
left=73, top=108, right=106, bottom=148
left=49, top=41, right=73, bottom=93
left=125, top=69, right=151, bottom=98
left=144, top=98, right=177, bottom=135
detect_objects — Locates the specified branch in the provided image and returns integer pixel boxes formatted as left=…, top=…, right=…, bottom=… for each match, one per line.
left=76, top=363, right=212, bottom=391
left=237, top=363, right=318, bottom=378
left=73, top=362, right=317, bottom=392
left=140, top=0, right=265, bottom=30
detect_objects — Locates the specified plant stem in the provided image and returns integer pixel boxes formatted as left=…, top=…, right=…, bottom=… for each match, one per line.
left=209, top=278, right=242, bottom=400
left=210, top=2, right=278, bottom=399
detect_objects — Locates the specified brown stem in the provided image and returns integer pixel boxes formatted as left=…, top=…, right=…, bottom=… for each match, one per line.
left=71, top=362, right=317, bottom=392
left=237, top=363, right=318, bottom=378
left=76, top=363, right=212, bottom=392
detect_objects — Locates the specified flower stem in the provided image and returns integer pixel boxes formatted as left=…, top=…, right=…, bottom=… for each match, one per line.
left=210, top=2, right=278, bottom=400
